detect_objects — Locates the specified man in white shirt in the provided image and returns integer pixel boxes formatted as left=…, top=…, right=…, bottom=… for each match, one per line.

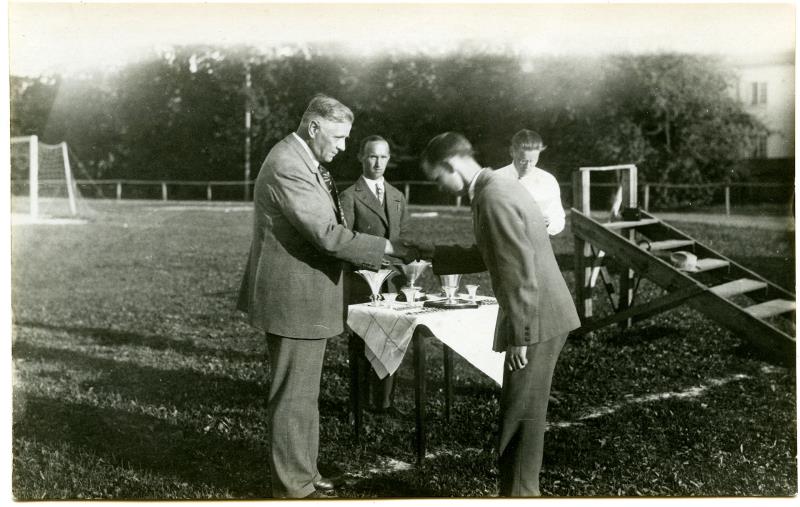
left=495, top=130, right=565, bottom=236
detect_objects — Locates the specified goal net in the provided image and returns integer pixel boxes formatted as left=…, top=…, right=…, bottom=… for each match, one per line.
left=11, top=135, right=88, bottom=220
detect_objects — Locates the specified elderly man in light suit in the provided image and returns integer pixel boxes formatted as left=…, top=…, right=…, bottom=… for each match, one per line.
left=340, top=135, right=409, bottom=415
left=416, top=132, right=580, bottom=497
left=237, top=94, right=413, bottom=499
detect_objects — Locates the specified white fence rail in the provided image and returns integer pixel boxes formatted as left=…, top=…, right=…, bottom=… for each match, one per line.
left=45, top=179, right=791, bottom=215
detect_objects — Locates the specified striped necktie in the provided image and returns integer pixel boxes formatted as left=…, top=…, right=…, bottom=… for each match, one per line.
left=318, top=165, right=347, bottom=227
left=375, top=183, right=384, bottom=205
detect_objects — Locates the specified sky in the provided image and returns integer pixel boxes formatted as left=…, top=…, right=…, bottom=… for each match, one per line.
left=7, top=1, right=797, bottom=77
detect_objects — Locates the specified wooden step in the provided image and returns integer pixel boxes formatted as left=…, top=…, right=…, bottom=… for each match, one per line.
left=641, top=239, right=695, bottom=251
left=710, top=278, right=768, bottom=298
left=605, top=218, right=659, bottom=230
left=744, top=299, right=796, bottom=319
left=691, top=258, right=730, bottom=273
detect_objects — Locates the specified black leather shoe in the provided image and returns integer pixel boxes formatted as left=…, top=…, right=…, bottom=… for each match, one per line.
left=313, top=477, right=336, bottom=491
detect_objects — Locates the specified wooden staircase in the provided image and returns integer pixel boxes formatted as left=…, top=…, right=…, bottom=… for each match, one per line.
left=571, top=165, right=795, bottom=362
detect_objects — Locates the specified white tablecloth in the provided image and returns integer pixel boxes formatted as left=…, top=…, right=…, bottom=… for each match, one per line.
left=347, top=296, right=506, bottom=386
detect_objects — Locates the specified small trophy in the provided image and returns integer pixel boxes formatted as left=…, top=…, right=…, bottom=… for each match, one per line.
left=401, top=261, right=430, bottom=288
left=423, top=273, right=479, bottom=309
left=400, top=260, right=430, bottom=301
left=355, top=269, right=398, bottom=306
left=439, top=274, right=462, bottom=303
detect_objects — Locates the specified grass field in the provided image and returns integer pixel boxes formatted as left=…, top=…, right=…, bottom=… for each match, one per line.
left=10, top=200, right=797, bottom=499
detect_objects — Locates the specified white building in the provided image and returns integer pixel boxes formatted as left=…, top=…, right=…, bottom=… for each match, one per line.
left=729, top=52, right=795, bottom=160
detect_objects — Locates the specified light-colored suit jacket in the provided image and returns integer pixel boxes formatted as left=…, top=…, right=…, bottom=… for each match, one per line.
left=433, top=169, right=580, bottom=351
left=340, top=177, right=409, bottom=302
left=238, top=134, right=387, bottom=339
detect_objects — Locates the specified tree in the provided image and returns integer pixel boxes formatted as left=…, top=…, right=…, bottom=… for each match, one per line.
left=9, top=48, right=767, bottom=207
left=591, top=54, right=766, bottom=206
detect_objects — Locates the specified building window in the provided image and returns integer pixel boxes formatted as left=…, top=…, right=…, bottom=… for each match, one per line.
left=750, top=82, right=767, bottom=105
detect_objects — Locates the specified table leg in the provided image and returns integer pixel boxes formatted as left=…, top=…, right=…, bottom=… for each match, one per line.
left=347, top=332, right=363, bottom=440
left=443, top=344, right=453, bottom=422
left=413, top=327, right=427, bottom=467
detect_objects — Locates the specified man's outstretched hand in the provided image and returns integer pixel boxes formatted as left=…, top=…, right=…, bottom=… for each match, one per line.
left=386, top=241, right=420, bottom=264
left=403, top=241, right=434, bottom=261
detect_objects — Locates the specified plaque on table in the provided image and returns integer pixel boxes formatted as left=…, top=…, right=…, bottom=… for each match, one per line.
left=423, top=298, right=480, bottom=309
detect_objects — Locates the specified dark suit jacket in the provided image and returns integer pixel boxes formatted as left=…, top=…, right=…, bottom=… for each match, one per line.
left=340, top=177, right=409, bottom=302
left=237, top=134, right=387, bottom=339
left=433, top=169, right=580, bottom=351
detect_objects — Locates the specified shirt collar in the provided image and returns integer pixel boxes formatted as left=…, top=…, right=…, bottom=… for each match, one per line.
left=467, top=168, right=486, bottom=202
left=360, top=175, right=385, bottom=195
left=292, top=132, right=319, bottom=168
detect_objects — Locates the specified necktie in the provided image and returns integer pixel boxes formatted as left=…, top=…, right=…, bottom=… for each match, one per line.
left=318, top=165, right=347, bottom=227
left=375, top=183, right=384, bottom=205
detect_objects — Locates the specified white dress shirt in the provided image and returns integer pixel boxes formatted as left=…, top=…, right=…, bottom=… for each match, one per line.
left=361, top=175, right=386, bottom=203
left=495, top=163, right=565, bottom=236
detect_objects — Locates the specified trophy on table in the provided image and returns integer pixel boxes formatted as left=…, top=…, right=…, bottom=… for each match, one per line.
left=440, top=273, right=461, bottom=303
left=400, top=260, right=430, bottom=302
left=424, top=273, right=480, bottom=309
left=355, top=269, right=398, bottom=306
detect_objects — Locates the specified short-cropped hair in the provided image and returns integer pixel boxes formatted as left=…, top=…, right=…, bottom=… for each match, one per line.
left=301, top=94, right=354, bottom=125
left=510, top=129, right=544, bottom=151
left=421, top=132, right=474, bottom=168
left=358, top=135, right=390, bottom=158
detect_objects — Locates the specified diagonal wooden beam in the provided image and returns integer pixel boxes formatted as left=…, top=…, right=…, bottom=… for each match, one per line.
left=570, top=285, right=706, bottom=336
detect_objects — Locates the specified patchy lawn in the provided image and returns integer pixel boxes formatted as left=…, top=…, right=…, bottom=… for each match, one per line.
left=11, top=200, right=796, bottom=499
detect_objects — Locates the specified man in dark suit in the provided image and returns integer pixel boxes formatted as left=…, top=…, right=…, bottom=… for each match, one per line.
left=340, top=135, right=409, bottom=415
left=416, top=132, right=580, bottom=497
left=237, top=95, right=413, bottom=498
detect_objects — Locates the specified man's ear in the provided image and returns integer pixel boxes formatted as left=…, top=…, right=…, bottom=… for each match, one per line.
left=308, top=119, right=320, bottom=138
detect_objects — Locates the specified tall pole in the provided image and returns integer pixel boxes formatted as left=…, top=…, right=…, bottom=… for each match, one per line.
left=29, top=135, right=39, bottom=219
left=244, top=62, right=252, bottom=201
left=61, top=142, right=77, bottom=216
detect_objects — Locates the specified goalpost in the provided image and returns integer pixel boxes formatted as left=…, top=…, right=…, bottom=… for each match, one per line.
left=11, top=135, right=81, bottom=219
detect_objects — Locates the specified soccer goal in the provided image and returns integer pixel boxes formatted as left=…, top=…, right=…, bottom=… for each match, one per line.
left=11, top=135, right=83, bottom=219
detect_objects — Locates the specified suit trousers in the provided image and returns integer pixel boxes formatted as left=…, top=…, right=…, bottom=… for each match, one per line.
left=498, top=332, right=568, bottom=497
left=266, top=333, right=327, bottom=498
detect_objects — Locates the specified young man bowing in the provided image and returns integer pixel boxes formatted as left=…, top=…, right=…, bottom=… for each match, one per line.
left=416, top=132, right=580, bottom=497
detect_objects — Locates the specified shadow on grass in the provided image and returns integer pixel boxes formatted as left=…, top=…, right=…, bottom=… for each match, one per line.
left=342, top=474, right=437, bottom=498
left=13, top=394, right=271, bottom=500
left=729, top=341, right=795, bottom=367
left=13, top=320, right=263, bottom=362
left=602, top=324, right=684, bottom=347
left=729, top=255, right=796, bottom=291
left=12, top=341, right=267, bottom=411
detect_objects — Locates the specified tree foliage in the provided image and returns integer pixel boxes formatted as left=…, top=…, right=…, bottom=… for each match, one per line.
left=10, top=47, right=766, bottom=205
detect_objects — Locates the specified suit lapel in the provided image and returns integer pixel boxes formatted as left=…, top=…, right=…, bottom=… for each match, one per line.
left=385, top=184, right=402, bottom=230
left=355, top=177, right=389, bottom=226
